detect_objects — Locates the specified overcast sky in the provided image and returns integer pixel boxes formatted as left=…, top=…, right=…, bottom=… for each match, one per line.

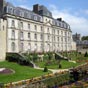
left=6, top=0, right=88, bottom=36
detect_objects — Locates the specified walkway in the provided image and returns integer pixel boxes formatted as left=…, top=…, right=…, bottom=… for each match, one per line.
left=34, top=67, right=68, bottom=74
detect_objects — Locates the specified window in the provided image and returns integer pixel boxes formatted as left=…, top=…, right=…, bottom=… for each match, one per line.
left=40, top=34, right=43, bottom=40
left=65, top=32, right=67, bottom=36
left=61, top=31, right=63, bottom=35
left=11, top=42, right=15, bottom=51
left=41, top=44, right=43, bottom=51
left=35, top=43, right=37, bottom=51
left=12, top=20, right=15, bottom=27
left=20, top=32, right=23, bottom=39
left=3, top=26, right=4, bottom=30
left=28, top=33, right=30, bottom=39
left=34, top=33, right=37, bottom=39
left=12, top=30, right=15, bottom=39
left=48, top=35, right=50, bottom=40
left=47, top=28, right=49, bottom=33
left=8, top=7, right=13, bottom=14
left=65, top=38, right=67, bottom=42
left=41, top=26, right=43, bottom=32
left=61, top=37, right=63, bottom=41
left=59, top=22, right=61, bottom=27
left=19, top=22, right=23, bottom=29
left=53, top=29, right=55, bottom=34
left=58, top=30, right=59, bottom=34
left=28, top=43, right=31, bottom=50
left=54, top=36, right=55, bottom=41
left=20, top=43, right=24, bottom=51
left=28, top=24, right=30, bottom=29
left=34, top=25, right=37, bottom=30
left=24, top=12, right=28, bottom=18
left=34, top=16, right=37, bottom=20
left=58, top=37, right=59, bottom=41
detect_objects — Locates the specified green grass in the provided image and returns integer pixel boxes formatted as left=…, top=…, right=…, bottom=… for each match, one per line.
left=36, top=60, right=82, bottom=69
left=62, top=52, right=88, bottom=61
left=0, top=61, right=50, bottom=83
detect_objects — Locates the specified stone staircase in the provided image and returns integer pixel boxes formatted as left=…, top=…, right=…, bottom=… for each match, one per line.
left=55, top=52, right=69, bottom=60
left=18, top=53, right=38, bottom=68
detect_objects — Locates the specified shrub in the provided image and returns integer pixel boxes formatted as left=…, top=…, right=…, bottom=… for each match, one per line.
left=84, top=52, right=88, bottom=57
left=32, top=53, right=38, bottom=62
left=27, top=54, right=33, bottom=61
left=59, top=64, right=62, bottom=68
left=47, top=52, right=53, bottom=60
left=43, top=67, right=48, bottom=72
left=43, top=54, right=49, bottom=60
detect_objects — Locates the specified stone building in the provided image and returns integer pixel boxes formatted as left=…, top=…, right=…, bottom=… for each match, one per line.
left=0, top=0, right=76, bottom=61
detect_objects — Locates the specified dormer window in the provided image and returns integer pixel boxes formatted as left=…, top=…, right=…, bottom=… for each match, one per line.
left=34, top=15, right=37, bottom=20
left=8, top=7, right=13, bottom=14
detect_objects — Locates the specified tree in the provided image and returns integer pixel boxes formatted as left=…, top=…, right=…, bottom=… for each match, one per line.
left=82, top=36, right=88, bottom=40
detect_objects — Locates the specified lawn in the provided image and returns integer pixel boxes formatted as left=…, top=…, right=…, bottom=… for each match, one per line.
left=62, top=52, right=88, bottom=61
left=36, top=60, right=83, bottom=69
left=0, top=61, right=50, bottom=83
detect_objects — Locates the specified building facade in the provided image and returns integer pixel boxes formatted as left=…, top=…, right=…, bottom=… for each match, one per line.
left=0, top=0, right=76, bottom=61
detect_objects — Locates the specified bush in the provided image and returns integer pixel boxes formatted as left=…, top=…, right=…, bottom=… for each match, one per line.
left=27, top=54, right=33, bottom=61
left=43, top=54, right=49, bottom=60
left=84, top=52, right=88, bottom=57
left=48, top=52, right=53, bottom=60
left=32, top=53, right=38, bottom=62
left=59, top=64, right=62, bottom=68
left=43, top=67, right=48, bottom=72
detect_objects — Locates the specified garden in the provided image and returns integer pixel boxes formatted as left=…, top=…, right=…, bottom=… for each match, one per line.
left=0, top=51, right=88, bottom=87
left=34, top=51, right=87, bottom=69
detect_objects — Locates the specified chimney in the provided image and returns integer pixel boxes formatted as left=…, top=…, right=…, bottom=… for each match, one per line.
left=0, top=0, right=5, bottom=16
left=33, top=4, right=40, bottom=14
left=57, top=18, right=62, bottom=21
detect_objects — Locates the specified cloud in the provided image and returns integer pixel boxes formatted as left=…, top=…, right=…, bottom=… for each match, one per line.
left=49, top=5, right=88, bottom=36
left=84, top=10, right=88, bottom=15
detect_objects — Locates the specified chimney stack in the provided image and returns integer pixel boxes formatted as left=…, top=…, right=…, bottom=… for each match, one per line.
left=33, top=4, right=40, bottom=14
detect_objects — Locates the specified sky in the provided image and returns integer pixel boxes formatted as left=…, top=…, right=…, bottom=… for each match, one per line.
left=6, top=0, right=88, bottom=36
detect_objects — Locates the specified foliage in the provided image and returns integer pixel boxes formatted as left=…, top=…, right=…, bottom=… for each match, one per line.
left=27, top=54, right=33, bottom=61
left=82, top=36, right=88, bottom=40
left=6, top=53, right=33, bottom=66
left=84, top=52, right=88, bottom=57
left=47, top=52, right=54, bottom=60
left=55, top=53, right=62, bottom=60
left=43, top=67, right=48, bottom=72
left=32, top=53, right=38, bottom=62
left=43, top=73, right=70, bottom=87
left=58, top=64, right=62, bottom=68
left=43, top=53, right=49, bottom=60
